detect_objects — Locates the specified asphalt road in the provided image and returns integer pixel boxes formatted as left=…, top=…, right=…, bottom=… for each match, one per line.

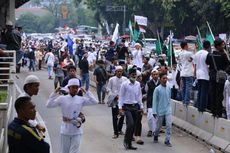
left=14, top=67, right=216, bottom=153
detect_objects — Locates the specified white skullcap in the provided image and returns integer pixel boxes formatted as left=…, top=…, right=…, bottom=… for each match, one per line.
left=6, top=20, right=13, bottom=26
left=135, top=43, right=141, bottom=47
left=24, top=75, right=40, bottom=85
left=153, top=65, right=160, bottom=70
left=127, top=64, right=134, bottom=70
left=67, top=78, right=80, bottom=87
left=151, top=69, right=158, bottom=73
left=136, top=70, right=142, bottom=77
left=115, top=66, right=123, bottom=71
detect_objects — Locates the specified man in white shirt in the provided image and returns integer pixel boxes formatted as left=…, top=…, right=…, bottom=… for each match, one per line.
left=19, top=75, right=46, bottom=136
left=47, top=78, right=97, bottom=153
left=107, top=66, right=127, bottom=138
left=193, top=40, right=210, bottom=112
left=45, top=50, right=55, bottom=79
left=132, top=43, right=144, bottom=71
left=178, top=41, right=194, bottom=106
left=118, top=67, right=143, bottom=150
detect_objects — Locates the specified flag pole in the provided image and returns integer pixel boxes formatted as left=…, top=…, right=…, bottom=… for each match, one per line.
left=206, top=21, right=215, bottom=40
left=170, top=30, right=172, bottom=68
left=157, top=30, right=162, bottom=55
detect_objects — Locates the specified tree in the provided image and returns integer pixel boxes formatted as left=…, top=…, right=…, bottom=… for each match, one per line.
left=16, top=12, right=39, bottom=33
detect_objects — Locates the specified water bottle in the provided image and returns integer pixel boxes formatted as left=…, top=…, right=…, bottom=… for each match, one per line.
left=209, top=149, right=215, bottom=153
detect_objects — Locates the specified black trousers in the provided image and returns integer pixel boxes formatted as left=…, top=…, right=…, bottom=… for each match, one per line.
left=38, top=60, right=42, bottom=70
left=209, top=80, right=225, bottom=117
left=134, top=111, right=142, bottom=136
left=123, top=104, right=138, bottom=145
left=112, top=106, right=124, bottom=135
left=171, top=87, right=178, bottom=100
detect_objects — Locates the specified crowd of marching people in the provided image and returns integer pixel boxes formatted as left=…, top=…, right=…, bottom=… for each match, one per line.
left=1, top=21, right=230, bottom=153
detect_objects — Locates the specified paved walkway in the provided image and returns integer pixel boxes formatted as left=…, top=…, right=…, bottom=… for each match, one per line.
left=14, top=67, right=216, bottom=153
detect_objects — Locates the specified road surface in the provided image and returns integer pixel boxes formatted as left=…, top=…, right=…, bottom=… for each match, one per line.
left=14, top=67, right=216, bottom=153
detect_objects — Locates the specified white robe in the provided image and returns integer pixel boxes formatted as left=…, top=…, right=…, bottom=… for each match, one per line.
left=224, top=79, right=230, bottom=120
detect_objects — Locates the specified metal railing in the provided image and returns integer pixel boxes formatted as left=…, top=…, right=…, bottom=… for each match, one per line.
left=0, top=50, right=16, bottom=153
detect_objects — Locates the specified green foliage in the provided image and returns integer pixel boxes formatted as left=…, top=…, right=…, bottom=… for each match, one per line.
left=74, top=0, right=230, bottom=37
left=16, top=12, right=55, bottom=33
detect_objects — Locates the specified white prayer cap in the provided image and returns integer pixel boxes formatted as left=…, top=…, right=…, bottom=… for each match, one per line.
left=115, top=66, right=123, bottom=71
left=24, top=75, right=40, bottom=85
left=136, top=70, right=142, bottom=77
left=135, top=43, right=141, bottom=47
left=67, top=78, right=80, bottom=87
left=6, top=20, right=13, bottom=26
left=151, top=69, right=158, bottom=73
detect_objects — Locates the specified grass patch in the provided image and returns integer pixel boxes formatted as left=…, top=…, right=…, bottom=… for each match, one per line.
left=0, top=89, right=8, bottom=103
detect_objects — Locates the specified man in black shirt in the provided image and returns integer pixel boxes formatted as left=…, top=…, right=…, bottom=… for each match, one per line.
left=116, top=39, right=129, bottom=65
left=93, top=60, right=107, bottom=104
left=79, top=52, right=90, bottom=91
left=206, top=38, right=230, bottom=117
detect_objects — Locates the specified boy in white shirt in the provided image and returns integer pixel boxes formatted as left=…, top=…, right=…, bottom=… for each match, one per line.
left=47, top=78, right=97, bottom=153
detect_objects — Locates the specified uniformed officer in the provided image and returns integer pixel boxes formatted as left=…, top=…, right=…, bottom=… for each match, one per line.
left=8, top=96, right=50, bottom=153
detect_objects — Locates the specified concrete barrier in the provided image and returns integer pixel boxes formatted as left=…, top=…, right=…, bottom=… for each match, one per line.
left=171, top=100, right=176, bottom=116
left=173, top=101, right=190, bottom=130
left=196, top=112, right=215, bottom=142
left=209, top=118, right=230, bottom=151
left=186, top=106, right=201, bottom=135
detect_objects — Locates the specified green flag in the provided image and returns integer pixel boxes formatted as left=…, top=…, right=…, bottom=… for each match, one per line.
left=196, top=26, right=203, bottom=51
left=167, top=31, right=175, bottom=67
left=128, top=20, right=134, bottom=41
left=133, top=22, right=140, bottom=42
left=206, top=21, right=215, bottom=45
left=156, top=31, right=162, bottom=55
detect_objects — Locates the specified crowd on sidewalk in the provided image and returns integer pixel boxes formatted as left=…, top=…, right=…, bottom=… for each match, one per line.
left=2, top=21, right=230, bottom=153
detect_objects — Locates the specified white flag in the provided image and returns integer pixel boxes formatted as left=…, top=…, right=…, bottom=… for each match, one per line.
left=112, top=23, right=119, bottom=43
left=105, top=20, right=110, bottom=35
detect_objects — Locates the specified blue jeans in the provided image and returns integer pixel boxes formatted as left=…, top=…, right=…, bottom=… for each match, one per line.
left=154, top=115, right=172, bottom=142
left=196, top=79, right=209, bottom=112
left=29, top=59, right=35, bottom=71
left=81, top=73, right=90, bottom=91
left=47, top=65, right=53, bottom=78
left=96, top=83, right=106, bottom=102
left=181, top=77, right=193, bottom=105
left=16, top=50, right=24, bottom=64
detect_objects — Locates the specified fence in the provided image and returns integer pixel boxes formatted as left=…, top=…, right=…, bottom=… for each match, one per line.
left=0, top=50, right=16, bottom=153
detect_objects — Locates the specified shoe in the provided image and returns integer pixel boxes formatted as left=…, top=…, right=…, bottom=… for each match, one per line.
left=153, top=136, right=158, bottom=143
left=112, top=134, right=119, bottom=139
left=102, top=101, right=105, bottom=104
left=165, top=141, right=172, bottom=147
left=123, top=141, right=129, bottom=149
left=98, top=101, right=102, bottom=104
left=127, top=145, right=137, bottom=150
left=147, top=130, right=152, bottom=137
left=160, top=129, right=165, bottom=133
left=118, top=131, right=124, bottom=135
left=136, top=139, right=144, bottom=145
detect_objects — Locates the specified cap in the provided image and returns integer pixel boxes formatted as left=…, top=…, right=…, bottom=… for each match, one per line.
left=67, top=78, right=80, bottom=87
left=151, top=69, right=158, bottom=73
left=115, top=66, right=123, bottom=71
left=135, top=43, right=141, bottom=47
left=24, top=75, right=40, bottom=85
left=6, top=20, right=13, bottom=26
left=136, top=70, right=142, bottom=77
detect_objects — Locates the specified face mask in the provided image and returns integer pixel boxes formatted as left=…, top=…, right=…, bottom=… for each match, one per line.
left=130, top=77, right=136, bottom=83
